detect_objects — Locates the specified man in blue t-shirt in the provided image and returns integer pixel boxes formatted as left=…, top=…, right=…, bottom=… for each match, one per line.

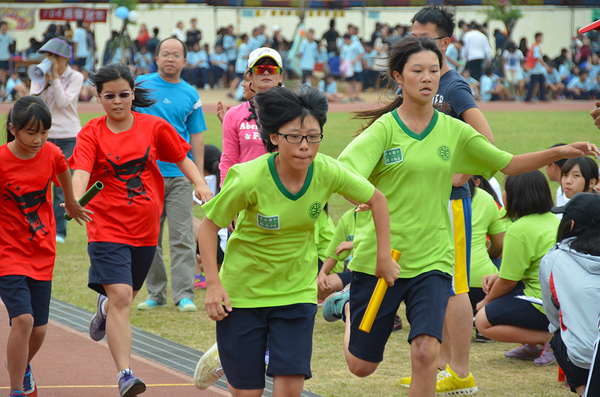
left=298, top=29, right=319, bottom=84
left=397, top=6, right=496, bottom=395
left=135, top=37, right=207, bottom=313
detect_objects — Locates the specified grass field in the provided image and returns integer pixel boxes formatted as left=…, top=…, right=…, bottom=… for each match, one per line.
left=4, top=109, right=599, bottom=396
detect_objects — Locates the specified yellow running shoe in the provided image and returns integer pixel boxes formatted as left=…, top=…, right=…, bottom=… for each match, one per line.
left=398, top=368, right=441, bottom=389
left=436, top=364, right=478, bottom=395
left=194, top=343, right=225, bottom=390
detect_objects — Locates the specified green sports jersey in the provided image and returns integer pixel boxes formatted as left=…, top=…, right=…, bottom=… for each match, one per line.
left=338, top=109, right=513, bottom=278
left=202, top=152, right=375, bottom=308
left=470, top=188, right=505, bottom=288
left=325, top=208, right=357, bottom=273
left=498, top=212, right=559, bottom=313
left=315, top=211, right=336, bottom=263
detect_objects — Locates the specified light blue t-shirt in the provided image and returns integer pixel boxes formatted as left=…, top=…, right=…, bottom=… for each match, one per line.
left=223, top=35, right=237, bottom=61
left=0, top=32, right=14, bottom=61
left=589, top=63, right=600, bottom=80
left=445, top=43, right=460, bottom=71
left=299, top=39, right=319, bottom=71
left=248, top=36, right=260, bottom=51
left=544, top=69, right=561, bottom=85
left=480, top=74, right=494, bottom=101
left=135, top=73, right=207, bottom=177
left=318, top=79, right=338, bottom=94
left=567, top=76, right=591, bottom=91
left=530, top=45, right=545, bottom=75
left=187, top=50, right=209, bottom=69
left=341, top=40, right=365, bottom=73
left=211, top=52, right=229, bottom=71
left=235, top=42, right=250, bottom=74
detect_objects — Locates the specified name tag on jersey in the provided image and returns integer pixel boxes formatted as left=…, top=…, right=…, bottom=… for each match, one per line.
left=384, top=148, right=403, bottom=165
left=257, top=214, right=280, bottom=230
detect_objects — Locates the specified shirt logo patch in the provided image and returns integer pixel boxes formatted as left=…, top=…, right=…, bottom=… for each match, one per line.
left=309, top=202, right=322, bottom=219
left=437, top=145, right=451, bottom=162
left=163, top=98, right=171, bottom=104
left=384, top=148, right=403, bottom=165
left=347, top=234, right=355, bottom=242
left=257, top=214, right=280, bottom=230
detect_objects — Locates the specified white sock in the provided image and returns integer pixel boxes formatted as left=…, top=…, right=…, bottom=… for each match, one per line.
left=101, top=299, right=107, bottom=317
left=117, top=368, right=132, bottom=380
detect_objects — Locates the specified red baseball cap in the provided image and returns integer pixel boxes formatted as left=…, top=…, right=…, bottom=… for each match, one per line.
left=579, top=20, right=600, bottom=34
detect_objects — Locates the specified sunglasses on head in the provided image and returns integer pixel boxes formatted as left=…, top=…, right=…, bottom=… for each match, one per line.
left=100, top=91, right=133, bottom=101
left=251, top=65, right=282, bottom=75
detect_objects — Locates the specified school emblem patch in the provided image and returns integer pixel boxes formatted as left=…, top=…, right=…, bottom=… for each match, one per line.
left=309, top=202, right=322, bottom=219
left=384, top=148, right=403, bottom=165
left=437, top=145, right=451, bottom=162
left=257, top=214, right=280, bottom=230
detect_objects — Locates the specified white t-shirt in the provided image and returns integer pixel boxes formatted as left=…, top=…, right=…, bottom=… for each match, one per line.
left=503, top=50, right=523, bottom=71
left=463, top=30, right=492, bottom=62
left=73, top=28, right=89, bottom=58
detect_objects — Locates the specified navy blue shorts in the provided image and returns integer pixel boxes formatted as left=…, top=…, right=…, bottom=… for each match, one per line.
left=0, top=60, right=9, bottom=71
left=87, top=242, right=156, bottom=296
left=348, top=270, right=451, bottom=363
left=338, top=271, right=352, bottom=287
left=216, top=303, right=318, bottom=390
left=235, top=72, right=244, bottom=80
left=484, top=285, right=549, bottom=331
left=0, top=275, right=52, bottom=327
left=551, top=331, right=589, bottom=393
left=74, top=57, right=86, bottom=68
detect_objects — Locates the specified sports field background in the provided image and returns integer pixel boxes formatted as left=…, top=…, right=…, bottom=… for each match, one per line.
left=2, top=107, right=599, bottom=396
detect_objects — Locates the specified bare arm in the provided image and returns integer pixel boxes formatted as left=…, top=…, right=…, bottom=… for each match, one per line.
left=189, top=132, right=206, bottom=183
left=460, top=107, right=494, bottom=144
left=199, top=217, right=231, bottom=320
left=487, top=232, right=504, bottom=259
left=175, top=157, right=212, bottom=203
left=317, top=257, right=339, bottom=292
left=502, top=142, right=599, bottom=175
left=72, top=169, right=91, bottom=200
left=476, top=276, right=518, bottom=311
left=365, top=188, right=399, bottom=286
left=57, top=169, right=92, bottom=224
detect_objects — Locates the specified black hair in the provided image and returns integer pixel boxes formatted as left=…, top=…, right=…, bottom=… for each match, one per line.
left=506, top=41, right=516, bottom=53
left=153, top=27, right=159, bottom=36
left=484, top=66, right=495, bottom=76
left=240, top=33, right=248, bottom=41
left=155, top=36, right=187, bottom=59
left=556, top=212, right=600, bottom=256
left=354, top=36, right=443, bottom=133
left=549, top=143, right=568, bottom=168
left=503, top=171, right=554, bottom=220
left=76, top=20, right=84, bottom=28
left=204, top=144, right=222, bottom=193
left=5, top=96, right=52, bottom=144
left=255, top=85, right=328, bottom=153
left=470, top=175, right=501, bottom=206
left=535, top=32, right=543, bottom=40
left=410, top=5, right=455, bottom=38
left=561, top=157, right=599, bottom=193
left=343, top=33, right=351, bottom=40
left=0, top=21, right=7, bottom=28
left=89, top=63, right=156, bottom=109
left=330, top=19, right=335, bottom=28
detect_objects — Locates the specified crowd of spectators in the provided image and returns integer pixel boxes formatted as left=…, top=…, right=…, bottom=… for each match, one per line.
left=1, top=15, right=600, bottom=103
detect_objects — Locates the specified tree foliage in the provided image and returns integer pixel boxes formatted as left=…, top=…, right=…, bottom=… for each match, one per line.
left=483, top=0, right=523, bottom=39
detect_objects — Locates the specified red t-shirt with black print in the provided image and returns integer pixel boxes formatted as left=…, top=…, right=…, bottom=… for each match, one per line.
left=68, top=112, right=191, bottom=246
left=0, top=142, right=67, bottom=280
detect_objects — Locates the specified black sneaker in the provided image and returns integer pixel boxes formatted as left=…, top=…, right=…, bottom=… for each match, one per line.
left=474, top=331, right=492, bottom=343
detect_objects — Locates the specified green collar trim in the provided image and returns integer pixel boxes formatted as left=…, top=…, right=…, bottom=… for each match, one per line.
left=268, top=153, right=313, bottom=201
left=392, top=109, right=439, bottom=141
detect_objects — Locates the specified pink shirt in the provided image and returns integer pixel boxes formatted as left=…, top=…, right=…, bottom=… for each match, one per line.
left=30, top=66, right=83, bottom=139
left=219, top=101, right=267, bottom=186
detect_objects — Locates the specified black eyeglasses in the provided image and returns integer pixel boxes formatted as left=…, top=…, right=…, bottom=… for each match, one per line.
left=100, top=91, right=133, bottom=101
left=414, top=35, right=448, bottom=41
left=278, top=133, right=323, bottom=144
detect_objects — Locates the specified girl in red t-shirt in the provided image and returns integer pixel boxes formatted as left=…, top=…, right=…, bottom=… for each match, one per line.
left=0, top=96, right=90, bottom=397
left=69, top=63, right=212, bottom=397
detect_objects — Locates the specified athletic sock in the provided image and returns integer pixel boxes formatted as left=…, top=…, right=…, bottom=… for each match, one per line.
left=101, top=299, right=107, bottom=317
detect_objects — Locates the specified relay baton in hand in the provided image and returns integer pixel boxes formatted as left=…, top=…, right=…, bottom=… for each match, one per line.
left=64, top=181, right=103, bottom=221
left=358, top=249, right=401, bottom=333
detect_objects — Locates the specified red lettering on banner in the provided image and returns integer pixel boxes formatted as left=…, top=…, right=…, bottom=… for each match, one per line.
left=39, top=7, right=107, bottom=23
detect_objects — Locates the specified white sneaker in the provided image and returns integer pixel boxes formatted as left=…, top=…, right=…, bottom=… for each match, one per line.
left=194, top=343, right=224, bottom=389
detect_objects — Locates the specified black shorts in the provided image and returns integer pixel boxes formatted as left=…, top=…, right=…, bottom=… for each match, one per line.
left=87, top=242, right=156, bottom=295
left=0, top=60, right=9, bottom=71
left=228, top=59, right=236, bottom=68
left=235, top=72, right=244, bottom=80
left=551, top=331, right=590, bottom=393
left=338, top=271, right=352, bottom=287
left=484, top=285, right=549, bottom=331
left=0, top=275, right=52, bottom=327
left=348, top=270, right=451, bottom=363
left=349, top=71, right=363, bottom=83
left=216, top=303, right=318, bottom=389
left=74, top=57, right=87, bottom=68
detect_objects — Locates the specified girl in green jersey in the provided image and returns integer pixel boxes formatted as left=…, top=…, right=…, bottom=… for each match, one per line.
left=197, top=86, right=396, bottom=397
left=325, top=36, right=599, bottom=397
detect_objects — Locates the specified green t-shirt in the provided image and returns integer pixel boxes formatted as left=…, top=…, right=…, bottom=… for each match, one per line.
left=325, top=208, right=357, bottom=273
left=499, top=211, right=559, bottom=313
left=338, top=109, right=513, bottom=278
left=315, top=211, right=336, bottom=263
left=470, top=188, right=505, bottom=288
left=202, top=152, right=375, bottom=308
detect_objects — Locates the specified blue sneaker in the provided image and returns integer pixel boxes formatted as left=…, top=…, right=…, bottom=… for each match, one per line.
left=23, top=363, right=37, bottom=396
left=322, top=284, right=350, bottom=322
left=178, top=298, right=198, bottom=312
left=9, top=392, right=25, bottom=397
left=89, top=294, right=107, bottom=341
left=118, top=369, right=146, bottom=397
left=136, top=299, right=167, bottom=311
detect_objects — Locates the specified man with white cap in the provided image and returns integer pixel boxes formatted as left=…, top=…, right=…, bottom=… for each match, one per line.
left=30, top=37, right=83, bottom=244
